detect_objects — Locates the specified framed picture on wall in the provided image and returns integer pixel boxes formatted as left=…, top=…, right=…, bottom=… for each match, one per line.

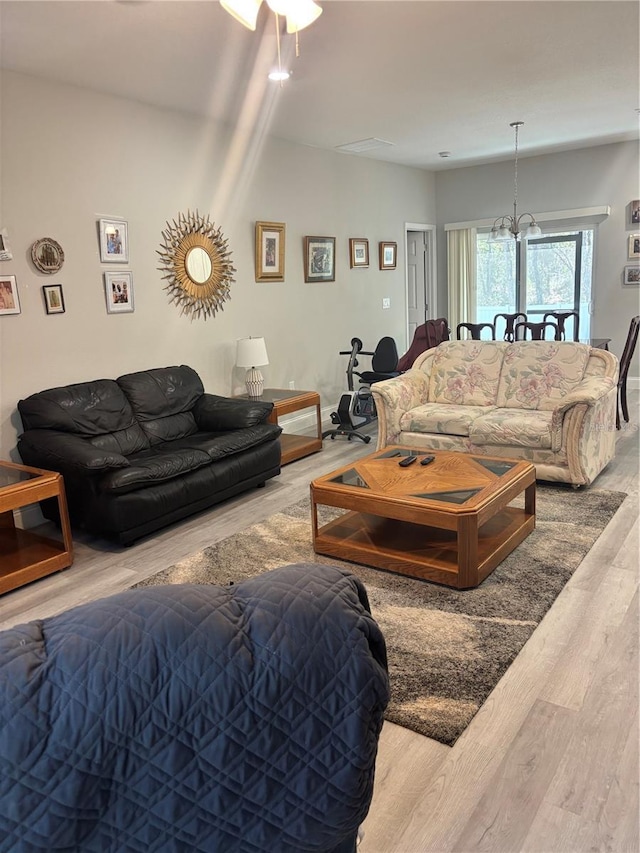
left=303, top=236, right=335, bottom=282
left=379, top=241, right=397, bottom=270
left=99, top=218, right=129, bottom=263
left=623, top=265, right=640, bottom=285
left=631, top=200, right=640, bottom=226
left=349, top=238, right=369, bottom=268
left=629, top=234, right=640, bottom=259
left=0, top=275, right=21, bottom=315
left=104, top=271, right=134, bottom=313
left=43, top=284, right=65, bottom=314
left=255, top=221, right=285, bottom=282
left=0, top=227, right=13, bottom=261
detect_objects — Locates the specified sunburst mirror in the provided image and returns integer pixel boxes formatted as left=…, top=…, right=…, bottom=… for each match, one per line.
left=157, top=210, right=235, bottom=320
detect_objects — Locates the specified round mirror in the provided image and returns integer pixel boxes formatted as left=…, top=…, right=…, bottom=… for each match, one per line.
left=157, top=210, right=235, bottom=320
left=185, top=246, right=212, bottom=284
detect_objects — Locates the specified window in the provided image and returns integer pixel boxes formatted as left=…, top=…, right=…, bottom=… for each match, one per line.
left=476, top=228, right=594, bottom=338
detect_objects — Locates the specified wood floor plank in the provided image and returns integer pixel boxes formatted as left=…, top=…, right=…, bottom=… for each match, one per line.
left=602, top=707, right=640, bottom=852
left=359, top=722, right=450, bottom=852
left=451, top=699, right=577, bottom=853
left=538, top=566, right=638, bottom=710
left=544, top=590, right=639, bottom=822
left=571, top=493, right=638, bottom=591
left=521, top=801, right=604, bottom=853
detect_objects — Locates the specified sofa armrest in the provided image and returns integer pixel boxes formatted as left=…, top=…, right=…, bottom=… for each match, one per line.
left=193, top=394, right=274, bottom=431
left=371, top=370, right=431, bottom=448
left=551, top=375, right=617, bottom=428
left=18, top=430, right=130, bottom=473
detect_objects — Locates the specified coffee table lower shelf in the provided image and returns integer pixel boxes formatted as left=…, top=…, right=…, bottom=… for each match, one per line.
left=313, top=507, right=535, bottom=589
left=0, top=527, right=73, bottom=594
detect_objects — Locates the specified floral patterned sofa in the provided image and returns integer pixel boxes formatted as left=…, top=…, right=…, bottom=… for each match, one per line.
left=371, top=340, right=618, bottom=486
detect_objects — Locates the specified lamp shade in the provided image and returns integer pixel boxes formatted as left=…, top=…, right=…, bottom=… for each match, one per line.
left=522, top=222, right=542, bottom=239
left=220, top=0, right=263, bottom=30
left=236, top=336, right=269, bottom=368
left=284, top=0, right=323, bottom=33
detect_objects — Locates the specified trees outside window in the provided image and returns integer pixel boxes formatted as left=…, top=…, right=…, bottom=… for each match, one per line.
left=476, top=229, right=593, bottom=339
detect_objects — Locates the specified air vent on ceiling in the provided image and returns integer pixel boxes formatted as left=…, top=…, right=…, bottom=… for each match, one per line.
left=335, top=137, right=395, bottom=154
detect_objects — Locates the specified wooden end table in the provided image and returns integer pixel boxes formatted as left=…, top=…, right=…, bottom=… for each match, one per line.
left=235, top=388, right=323, bottom=465
left=311, top=447, right=536, bottom=589
left=0, top=460, right=74, bottom=595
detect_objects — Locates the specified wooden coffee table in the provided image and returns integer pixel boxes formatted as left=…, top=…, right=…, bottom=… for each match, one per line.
left=310, top=447, right=536, bottom=589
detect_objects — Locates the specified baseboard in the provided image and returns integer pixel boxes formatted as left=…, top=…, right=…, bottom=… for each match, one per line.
left=280, top=404, right=341, bottom=434
left=14, top=503, right=46, bottom=530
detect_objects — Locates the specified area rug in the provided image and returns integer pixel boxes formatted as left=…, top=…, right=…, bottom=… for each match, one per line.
left=133, top=484, right=626, bottom=747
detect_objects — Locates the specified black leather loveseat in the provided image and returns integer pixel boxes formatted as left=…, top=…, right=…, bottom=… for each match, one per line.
left=17, top=365, right=282, bottom=545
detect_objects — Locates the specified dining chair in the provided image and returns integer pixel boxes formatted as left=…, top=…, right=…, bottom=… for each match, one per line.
left=514, top=320, right=561, bottom=341
left=617, top=315, right=640, bottom=429
left=456, top=322, right=496, bottom=340
left=543, top=310, right=580, bottom=341
left=494, top=312, right=527, bottom=342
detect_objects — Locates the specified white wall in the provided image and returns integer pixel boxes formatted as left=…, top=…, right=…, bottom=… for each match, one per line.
left=0, top=71, right=435, bottom=462
left=434, top=141, right=640, bottom=374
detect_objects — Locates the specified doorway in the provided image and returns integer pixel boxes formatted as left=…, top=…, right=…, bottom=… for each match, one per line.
left=404, top=223, right=437, bottom=352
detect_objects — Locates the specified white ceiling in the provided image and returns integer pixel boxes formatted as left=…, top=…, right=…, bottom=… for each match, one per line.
left=1, top=0, right=638, bottom=171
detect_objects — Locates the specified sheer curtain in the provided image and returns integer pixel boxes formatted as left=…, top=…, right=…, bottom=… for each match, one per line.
left=447, top=227, right=476, bottom=335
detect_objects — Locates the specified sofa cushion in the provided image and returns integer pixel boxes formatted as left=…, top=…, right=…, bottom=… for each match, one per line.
left=193, top=395, right=273, bottom=430
left=496, top=341, right=591, bottom=410
left=156, top=425, right=283, bottom=462
left=100, top=445, right=212, bottom=494
left=428, top=341, right=509, bottom=406
left=18, top=379, right=149, bottom=456
left=117, top=365, right=204, bottom=445
left=98, top=425, right=282, bottom=495
left=470, top=408, right=559, bottom=450
left=400, top=403, right=496, bottom=437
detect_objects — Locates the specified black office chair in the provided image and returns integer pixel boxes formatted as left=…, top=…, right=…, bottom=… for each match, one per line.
left=515, top=320, right=561, bottom=341
left=456, top=322, right=496, bottom=340
left=355, top=336, right=400, bottom=385
left=543, top=311, right=580, bottom=341
left=617, top=315, right=640, bottom=429
left=494, top=312, right=527, bottom=342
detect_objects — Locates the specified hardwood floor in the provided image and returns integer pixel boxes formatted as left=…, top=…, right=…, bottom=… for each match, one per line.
left=1, top=402, right=638, bottom=853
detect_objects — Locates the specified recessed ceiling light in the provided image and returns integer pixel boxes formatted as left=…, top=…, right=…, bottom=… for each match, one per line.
left=268, top=70, right=291, bottom=82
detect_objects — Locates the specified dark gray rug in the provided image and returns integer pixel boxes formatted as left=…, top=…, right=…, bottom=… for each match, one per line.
left=133, top=484, right=626, bottom=746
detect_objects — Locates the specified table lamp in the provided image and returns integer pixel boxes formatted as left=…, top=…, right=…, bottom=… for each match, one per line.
left=236, top=336, right=269, bottom=397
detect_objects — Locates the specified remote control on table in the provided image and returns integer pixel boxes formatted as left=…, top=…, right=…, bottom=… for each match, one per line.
left=420, top=455, right=435, bottom=466
left=398, top=455, right=417, bottom=467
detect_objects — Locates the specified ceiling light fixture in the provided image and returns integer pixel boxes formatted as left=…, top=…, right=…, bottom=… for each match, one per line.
left=490, top=121, right=542, bottom=241
left=221, top=0, right=322, bottom=84
left=268, top=69, right=291, bottom=82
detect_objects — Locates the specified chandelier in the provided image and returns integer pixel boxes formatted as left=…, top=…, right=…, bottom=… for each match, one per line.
left=490, top=121, right=542, bottom=241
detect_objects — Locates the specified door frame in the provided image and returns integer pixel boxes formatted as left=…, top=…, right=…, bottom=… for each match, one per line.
left=404, top=222, right=437, bottom=351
